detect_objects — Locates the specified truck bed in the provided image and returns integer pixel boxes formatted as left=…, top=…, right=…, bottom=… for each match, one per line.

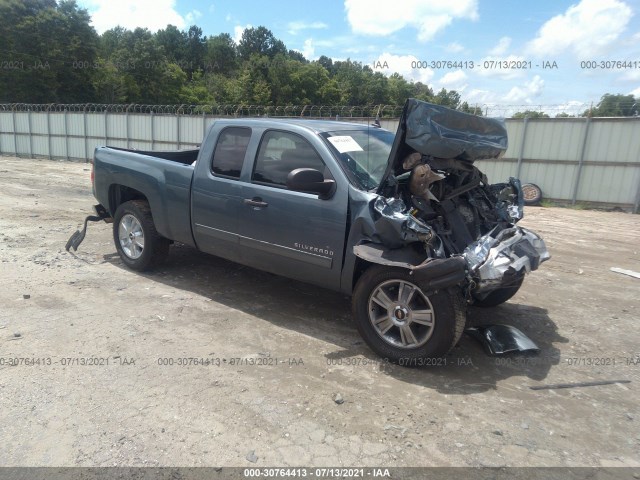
left=93, top=146, right=196, bottom=246
left=107, top=147, right=199, bottom=165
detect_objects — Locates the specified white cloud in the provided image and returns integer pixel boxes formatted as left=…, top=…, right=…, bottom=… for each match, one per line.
left=295, top=38, right=316, bottom=60
left=185, top=9, right=202, bottom=25
left=503, top=75, right=544, bottom=102
left=82, top=0, right=186, bottom=33
left=344, top=0, right=478, bottom=41
left=445, top=42, right=465, bottom=53
left=526, top=0, right=632, bottom=57
left=464, top=89, right=493, bottom=105
left=630, top=87, right=640, bottom=97
left=622, top=69, right=640, bottom=82
left=287, top=21, right=328, bottom=35
left=463, top=77, right=546, bottom=114
left=489, top=36, right=511, bottom=56
left=437, top=70, right=467, bottom=90
left=555, top=100, right=588, bottom=115
left=372, top=52, right=434, bottom=84
left=233, top=24, right=252, bottom=44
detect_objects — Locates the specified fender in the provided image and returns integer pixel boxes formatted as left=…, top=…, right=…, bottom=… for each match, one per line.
left=353, top=243, right=466, bottom=291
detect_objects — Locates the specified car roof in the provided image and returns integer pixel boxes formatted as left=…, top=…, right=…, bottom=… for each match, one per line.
left=212, top=117, right=390, bottom=135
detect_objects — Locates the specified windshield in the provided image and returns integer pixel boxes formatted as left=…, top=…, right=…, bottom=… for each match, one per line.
left=321, top=129, right=395, bottom=190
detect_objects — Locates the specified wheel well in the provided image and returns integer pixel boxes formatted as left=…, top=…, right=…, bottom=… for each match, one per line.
left=352, top=257, right=373, bottom=291
left=108, top=185, right=148, bottom=215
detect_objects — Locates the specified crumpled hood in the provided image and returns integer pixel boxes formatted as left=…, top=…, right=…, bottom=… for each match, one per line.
left=377, top=98, right=509, bottom=194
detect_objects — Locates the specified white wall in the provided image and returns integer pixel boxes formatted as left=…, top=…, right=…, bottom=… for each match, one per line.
left=0, top=110, right=638, bottom=211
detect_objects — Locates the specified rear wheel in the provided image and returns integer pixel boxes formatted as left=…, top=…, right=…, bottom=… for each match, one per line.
left=113, top=200, right=169, bottom=271
left=352, top=266, right=466, bottom=365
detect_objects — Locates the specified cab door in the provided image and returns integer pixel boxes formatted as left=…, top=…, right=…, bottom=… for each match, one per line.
left=191, top=126, right=251, bottom=262
left=238, top=130, right=348, bottom=290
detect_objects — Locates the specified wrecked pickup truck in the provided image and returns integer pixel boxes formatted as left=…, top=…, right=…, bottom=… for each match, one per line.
left=67, top=98, right=549, bottom=364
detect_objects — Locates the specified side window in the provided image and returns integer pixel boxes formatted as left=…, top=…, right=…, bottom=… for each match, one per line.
left=252, top=131, right=328, bottom=187
left=211, top=127, right=251, bottom=178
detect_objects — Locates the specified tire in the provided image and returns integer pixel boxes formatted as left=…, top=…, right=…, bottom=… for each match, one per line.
left=472, top=273, right=525, bottom=307
left=113, top=200, right=170, bottom=271
left=522, top=183, right=542, bottom=206
left=352, top=266, right=466, bottom=365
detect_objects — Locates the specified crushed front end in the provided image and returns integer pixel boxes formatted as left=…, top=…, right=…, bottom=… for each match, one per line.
left=353, top=99, right=550, bottom=304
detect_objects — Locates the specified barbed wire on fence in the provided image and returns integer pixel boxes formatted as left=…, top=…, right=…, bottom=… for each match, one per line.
left=0, top=103, right=405, bottom=117
left=1, top=102, right=637, bottom=117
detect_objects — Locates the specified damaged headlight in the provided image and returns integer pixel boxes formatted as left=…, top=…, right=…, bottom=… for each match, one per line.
left=374, top=196, right=407, bottom=219
left=373, top=196, right=434, bottom=247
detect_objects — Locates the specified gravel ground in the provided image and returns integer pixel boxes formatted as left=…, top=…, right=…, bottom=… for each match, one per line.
left=0, top=156, right=638, bottom=467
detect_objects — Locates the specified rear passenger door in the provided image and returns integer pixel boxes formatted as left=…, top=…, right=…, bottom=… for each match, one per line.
left=191, top=126, right=251, bottom=262
left=238, top=130, right=348, bottom=289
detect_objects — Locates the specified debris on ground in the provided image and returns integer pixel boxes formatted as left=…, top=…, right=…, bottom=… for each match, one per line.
left=530, top=380, right=631, bottom=390
left=610, top=267, right=640, bottom=279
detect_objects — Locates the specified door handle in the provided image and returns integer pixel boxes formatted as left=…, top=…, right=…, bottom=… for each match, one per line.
left=244, top=197, right=268, bottom=208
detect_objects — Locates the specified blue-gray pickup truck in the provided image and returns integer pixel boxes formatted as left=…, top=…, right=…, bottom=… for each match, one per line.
left=67, top=99, right=549, bottom=364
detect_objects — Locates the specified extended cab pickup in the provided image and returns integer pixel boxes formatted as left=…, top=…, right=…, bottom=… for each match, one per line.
left=68, top=99, right=549, bottom=364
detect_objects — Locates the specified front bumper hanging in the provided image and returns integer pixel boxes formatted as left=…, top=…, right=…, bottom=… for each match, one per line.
left=65, top=204, right=112, bottom=252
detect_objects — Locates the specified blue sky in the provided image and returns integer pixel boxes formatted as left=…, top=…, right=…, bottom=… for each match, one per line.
left=78, top=0, right=640, bottom=114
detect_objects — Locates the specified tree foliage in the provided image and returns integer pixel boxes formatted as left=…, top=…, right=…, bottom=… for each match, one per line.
left=512, top=110, right=550, bottom=119
left=0, top=4, right=507, bottom=115
left=0, top=0, right=97, bottom=102
left=584, top=94, right=638, bottom=117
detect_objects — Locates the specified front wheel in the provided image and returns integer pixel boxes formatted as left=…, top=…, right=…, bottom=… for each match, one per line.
left=352, top=266, right=466, bottom=365
left=113, top=200, right=170, bottom=271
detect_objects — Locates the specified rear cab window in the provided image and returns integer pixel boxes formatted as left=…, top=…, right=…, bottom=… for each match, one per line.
left=211, top=127, right=252, bottom=179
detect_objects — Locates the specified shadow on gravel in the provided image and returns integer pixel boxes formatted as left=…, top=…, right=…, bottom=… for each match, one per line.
left=104, top=243, right=568, bottom=395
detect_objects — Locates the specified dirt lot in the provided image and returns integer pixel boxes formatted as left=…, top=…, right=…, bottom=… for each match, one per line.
left=0, top=156, right=638, bottom=468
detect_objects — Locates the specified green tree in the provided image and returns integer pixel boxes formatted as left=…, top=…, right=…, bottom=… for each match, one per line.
left=205, top=33, right=238, bottom=75
left=317, top=55, right=335, bottom=75
left=0, top=0, right=98, bottom=102
left=179, top=71, right=213, bottom=104
left=185, top=25, right=206, bottom=75
left=410, top=82, right=434, bottom=102
left=0, top=7, right=477, bottom=108
left=459, top=101, right=483, bottom=116
left=93, top=61, right=127, bottom=103
left=96, top=27, right=188, bottom=103
left=333, top=59, right=368, bottom=104
left=512, top=110, right=550, bottom=119
left=584, top=93, right=637, bottom=117
left=234, top=54, right=272, bottom=103
left=433, top=88, right=461, bottom=109
left=365, top=72, right=390, bottom=104
left=155, top=25, right=187, bottom=64
left=267, top=53, right=296, bottom=104
left=237, top=26, right=286, bottom=60
left=287, top=49, right=308, bottom=63
left=387, top=73, right=413, bottom=106
left=292, top=62, right=335, bottom=104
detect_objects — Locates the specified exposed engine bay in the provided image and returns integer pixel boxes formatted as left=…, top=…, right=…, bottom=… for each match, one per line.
left=355, top=99, right=550, bottom=304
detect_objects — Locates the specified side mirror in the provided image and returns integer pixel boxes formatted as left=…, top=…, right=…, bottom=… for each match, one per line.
left=286, top=168, right=336, bottom=199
